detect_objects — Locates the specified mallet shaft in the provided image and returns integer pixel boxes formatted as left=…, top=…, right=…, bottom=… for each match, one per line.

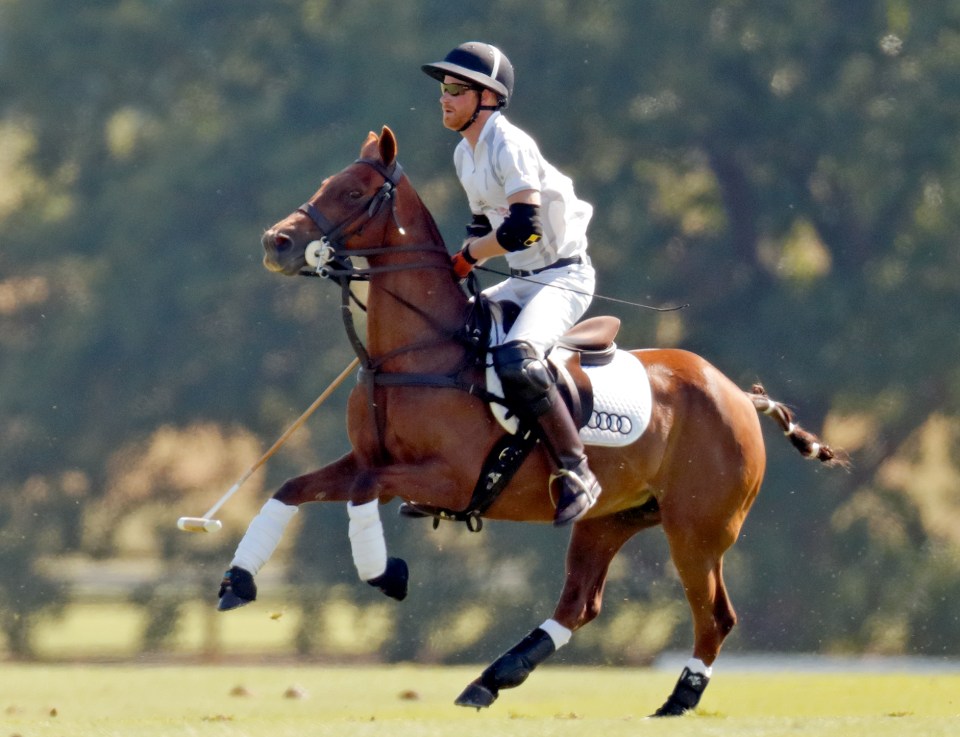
left=178, top=356, right=360, bottom=532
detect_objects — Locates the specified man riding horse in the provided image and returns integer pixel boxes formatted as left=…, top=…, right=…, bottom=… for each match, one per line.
left=423, top=42, right=600, bottom=526
left=213, top=39, right=844, bottom=715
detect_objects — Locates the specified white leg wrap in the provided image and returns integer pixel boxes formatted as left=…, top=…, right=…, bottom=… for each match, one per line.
left=685, top=657, right=713, bottom=678
left=230, top=498, right=299, bottom=575
left=540, top=618, right=572, bottom=649
left=347, top=500, right=387, bottom=581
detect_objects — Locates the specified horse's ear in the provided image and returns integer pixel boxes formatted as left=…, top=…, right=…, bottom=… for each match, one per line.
left=379, top=126, right=397, bottom=167
left=361, top=131, right=379, bottom=158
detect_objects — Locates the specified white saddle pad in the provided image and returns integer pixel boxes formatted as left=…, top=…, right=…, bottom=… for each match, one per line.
left=557, top=347, right=652, bottom=447
left=486, top=347, right=652, bottom=448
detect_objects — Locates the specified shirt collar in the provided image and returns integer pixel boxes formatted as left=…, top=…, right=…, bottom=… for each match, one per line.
left=474, top=110, right=502, bottom=148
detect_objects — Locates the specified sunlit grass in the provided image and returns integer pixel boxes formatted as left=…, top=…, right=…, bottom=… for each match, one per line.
left=13, top=599, right=960, bottom=736
left=1, top=664, right=958, bottom=737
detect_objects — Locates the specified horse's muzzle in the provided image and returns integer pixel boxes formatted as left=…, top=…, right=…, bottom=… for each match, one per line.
left=261, top=230, right=304, bottom=275
left=262, top=254, right=286, bottom=273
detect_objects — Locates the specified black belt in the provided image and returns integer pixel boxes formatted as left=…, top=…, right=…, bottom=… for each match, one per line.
left=509, top=255, right=582, bottom=278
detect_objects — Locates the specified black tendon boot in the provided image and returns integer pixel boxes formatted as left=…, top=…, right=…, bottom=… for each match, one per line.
left=455, top=627, right=557, bottom=708
left=493, top=340, right=601, bottom=527
left=653, top=666, right=711, bottom=716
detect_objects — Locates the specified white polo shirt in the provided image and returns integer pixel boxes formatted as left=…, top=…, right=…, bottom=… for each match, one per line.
left=453, top=112, right=593, bottom=273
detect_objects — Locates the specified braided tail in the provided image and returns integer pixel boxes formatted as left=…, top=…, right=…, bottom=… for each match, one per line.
left=748, top=384, right=849, bottom=468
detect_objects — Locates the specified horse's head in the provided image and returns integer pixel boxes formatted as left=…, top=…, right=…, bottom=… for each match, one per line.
left=261, top=126, right=403, bottom=276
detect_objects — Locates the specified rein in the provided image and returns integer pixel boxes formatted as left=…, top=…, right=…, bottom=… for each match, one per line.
left=298, top=158, right=502, bottom=462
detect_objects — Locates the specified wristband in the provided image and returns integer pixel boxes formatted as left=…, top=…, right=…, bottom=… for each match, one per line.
left=450, top=251, right=474, bottom=279
left=461, top=242, right=479, bottom=265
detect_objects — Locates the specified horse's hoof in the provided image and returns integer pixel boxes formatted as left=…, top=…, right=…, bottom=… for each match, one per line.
left=454, top=679, right=498, bottom=709
left=651, top=700, right=689, bottom=717
left=218, top=589, right=253, bottom=612
left=366, top=557, right=409, bottom=601
left=217, top=566, right=256, bottom=611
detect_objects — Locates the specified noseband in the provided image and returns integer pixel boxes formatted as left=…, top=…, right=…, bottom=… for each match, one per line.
left=298, top=159, right=403, bottom=248
left=297, top=158, right=430, bottom=280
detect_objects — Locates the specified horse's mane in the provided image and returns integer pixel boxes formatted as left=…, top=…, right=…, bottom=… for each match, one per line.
left=407, top=185, right=448, bottom=252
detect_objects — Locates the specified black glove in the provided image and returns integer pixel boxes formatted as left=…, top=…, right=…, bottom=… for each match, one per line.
left=466, top=213, right=492, bottom=239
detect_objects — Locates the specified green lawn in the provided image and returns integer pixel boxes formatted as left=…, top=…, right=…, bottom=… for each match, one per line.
left=1, top=664, right=958, bottom=737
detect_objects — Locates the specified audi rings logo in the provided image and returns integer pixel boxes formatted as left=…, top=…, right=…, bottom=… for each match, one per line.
left=588, top=411, right=633, bottom=435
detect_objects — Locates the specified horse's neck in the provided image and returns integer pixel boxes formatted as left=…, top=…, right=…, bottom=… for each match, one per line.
left=364, top=199, right=470, bottom=373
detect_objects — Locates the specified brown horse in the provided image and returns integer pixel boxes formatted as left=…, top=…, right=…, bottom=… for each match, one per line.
left=221, top=126, right=843, bottom=716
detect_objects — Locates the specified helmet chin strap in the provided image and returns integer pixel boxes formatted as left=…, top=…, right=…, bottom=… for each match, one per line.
left=457, top=99, right=500, bottom=132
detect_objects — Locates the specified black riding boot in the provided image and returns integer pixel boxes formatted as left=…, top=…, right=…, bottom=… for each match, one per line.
left=537, top=383, right=601, bottom=526
left=493, top=340, right=601, bottom=526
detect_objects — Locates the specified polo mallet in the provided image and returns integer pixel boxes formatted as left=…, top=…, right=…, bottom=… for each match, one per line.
left=177, top=356, right=361, bottom=533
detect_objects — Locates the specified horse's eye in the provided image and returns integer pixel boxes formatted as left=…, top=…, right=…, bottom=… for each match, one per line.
left=347, top=190, right=363, bottom=201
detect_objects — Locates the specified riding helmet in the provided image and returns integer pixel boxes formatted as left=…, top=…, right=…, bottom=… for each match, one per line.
left=422, top=42, right=515, bottom=108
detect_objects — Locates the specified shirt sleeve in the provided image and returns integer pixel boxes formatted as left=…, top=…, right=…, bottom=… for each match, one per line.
left=493, top=138, right=542, bottom=198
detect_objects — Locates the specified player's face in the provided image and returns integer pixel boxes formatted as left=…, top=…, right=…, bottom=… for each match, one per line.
left=439, top=76, right=481, bottom=132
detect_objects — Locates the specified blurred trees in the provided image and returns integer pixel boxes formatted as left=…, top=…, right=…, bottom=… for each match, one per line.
left=1, top=0, right=959, bottom=660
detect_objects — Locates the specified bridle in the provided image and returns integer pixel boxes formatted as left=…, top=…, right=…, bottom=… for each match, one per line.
left=297, top=158, right=435, bottom=280
left=291, top=157, right=499, bottom=462
left=294, top=157, right=460, bottom=358
left=299, top=158, right=402, bottom=243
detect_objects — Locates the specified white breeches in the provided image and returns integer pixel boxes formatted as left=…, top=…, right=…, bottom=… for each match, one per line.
left=482, top=261, right=595, bottom=357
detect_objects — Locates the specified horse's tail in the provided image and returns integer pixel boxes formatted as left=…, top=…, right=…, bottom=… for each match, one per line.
left=748, top=384, right=850, bottom=468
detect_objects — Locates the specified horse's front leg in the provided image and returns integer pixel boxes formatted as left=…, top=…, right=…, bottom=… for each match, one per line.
left=343, top=457, right=463, bottom=601
left=217, top=452, right=361, bottom=610
left=455, top=511, right=650, bottom=709
left=218, top=454, right=463, bottom=610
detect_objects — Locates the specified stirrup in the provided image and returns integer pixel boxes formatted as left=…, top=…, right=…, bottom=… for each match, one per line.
left=398, top=501, right=484, bottom=532
left=397, top=501, right=433, bottom=519
left=550, top=463, right=600, bottom=527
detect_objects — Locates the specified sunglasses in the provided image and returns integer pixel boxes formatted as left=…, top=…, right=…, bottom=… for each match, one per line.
left=440, top=82, right=478, bottom=97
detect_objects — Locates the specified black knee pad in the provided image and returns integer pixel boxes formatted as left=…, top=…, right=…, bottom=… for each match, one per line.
left=492, top=341, right=553, bottom=414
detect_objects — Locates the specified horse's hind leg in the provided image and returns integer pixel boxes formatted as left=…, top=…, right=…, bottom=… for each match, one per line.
left=653, top=526, right=738, bottom=716
left=455, top=511, right=653, bottom=709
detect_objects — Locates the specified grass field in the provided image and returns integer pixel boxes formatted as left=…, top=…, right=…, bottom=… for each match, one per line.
left=2, top=664, right=958, bottom=737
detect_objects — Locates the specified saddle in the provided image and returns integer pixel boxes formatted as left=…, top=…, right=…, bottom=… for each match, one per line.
left=558, top=316, right=620, bottom=363
left=399, top=300, right=621, bottom=531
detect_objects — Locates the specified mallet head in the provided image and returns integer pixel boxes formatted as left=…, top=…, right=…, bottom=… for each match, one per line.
left=177, top=517, right=223, bottom=533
